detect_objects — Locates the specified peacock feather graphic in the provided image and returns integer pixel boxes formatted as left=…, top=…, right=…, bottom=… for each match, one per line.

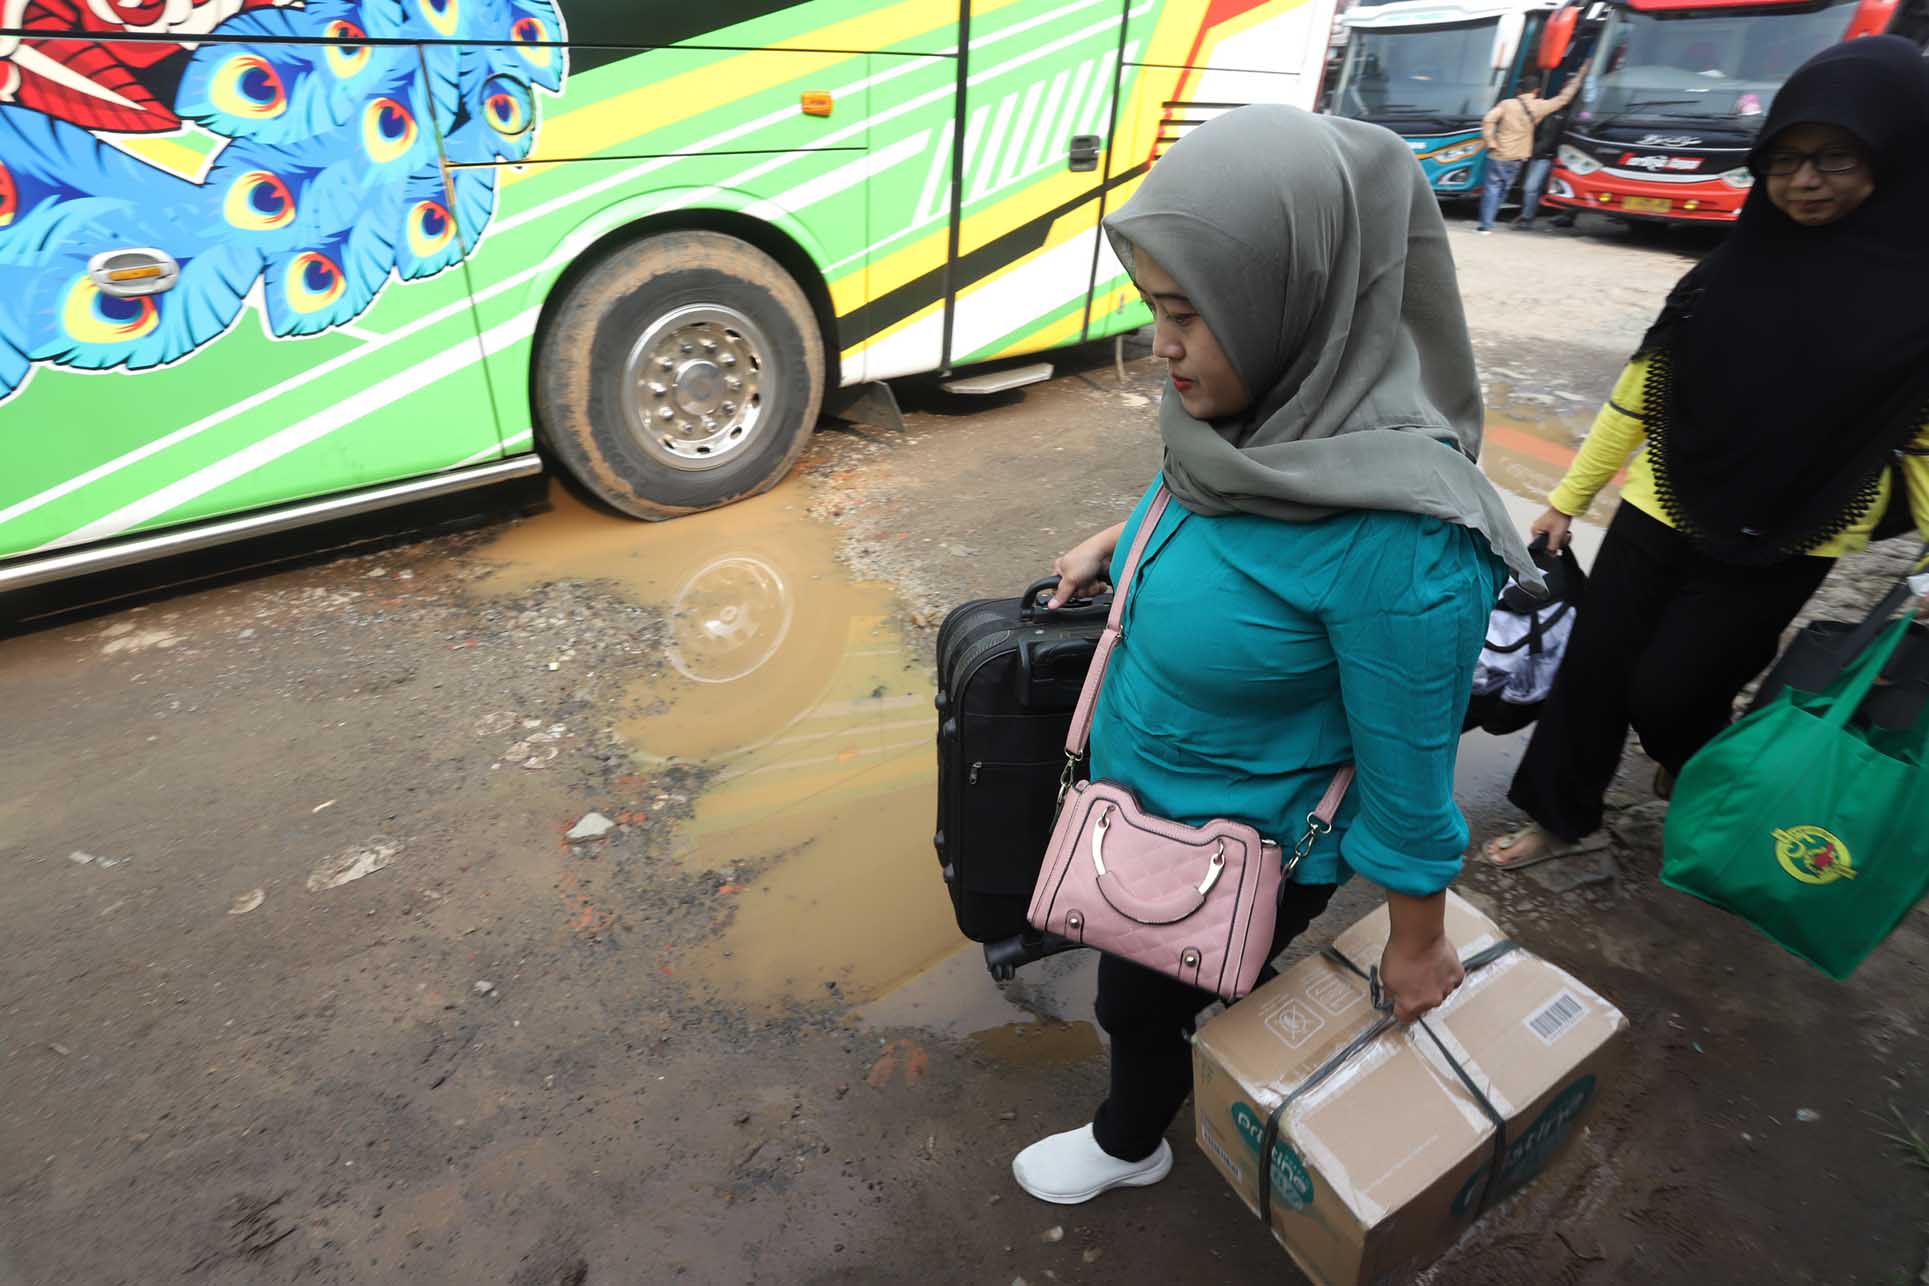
left=0, top=0, right=567, bottom=401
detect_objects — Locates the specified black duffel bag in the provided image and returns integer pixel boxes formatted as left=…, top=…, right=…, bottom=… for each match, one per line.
left=1748, top=545, right=1929, bottom=730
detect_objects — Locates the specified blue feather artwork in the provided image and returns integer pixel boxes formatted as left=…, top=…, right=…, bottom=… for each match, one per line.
left=0, top=0, right=567, bottom=401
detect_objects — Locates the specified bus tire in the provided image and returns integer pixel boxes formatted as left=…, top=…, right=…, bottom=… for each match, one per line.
left=535, top=231, right=825, bottom=520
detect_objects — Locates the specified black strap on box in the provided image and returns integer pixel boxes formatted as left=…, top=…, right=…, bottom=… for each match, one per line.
left=1255, top=939, right=1519, bottom=1228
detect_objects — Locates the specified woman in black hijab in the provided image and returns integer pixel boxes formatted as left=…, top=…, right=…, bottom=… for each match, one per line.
left=1486, top=35, right=1929, bottom=869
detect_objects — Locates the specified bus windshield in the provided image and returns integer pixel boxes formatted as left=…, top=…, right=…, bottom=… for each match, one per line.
left=1333, top=19, right=1503, bottom=122
left=1578, top=0, right=1857, bottom=126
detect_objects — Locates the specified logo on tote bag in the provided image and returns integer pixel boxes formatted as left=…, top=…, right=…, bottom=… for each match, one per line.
left=1774, top=826, right=1856, bottom=885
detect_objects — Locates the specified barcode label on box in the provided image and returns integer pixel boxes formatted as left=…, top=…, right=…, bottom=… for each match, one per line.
left=1526, top=993, right=1586, bottom=1045
left=1200, top=1126, right=1245, bottom=1186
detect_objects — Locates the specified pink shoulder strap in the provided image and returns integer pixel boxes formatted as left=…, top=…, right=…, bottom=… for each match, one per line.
left=1060, top=482, right=1355, bottom=835
left=1062, top=485, right=1172, bottom=758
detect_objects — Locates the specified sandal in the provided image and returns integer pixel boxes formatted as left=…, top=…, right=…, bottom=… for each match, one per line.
left=1481, top=826, right=1607, bottom=872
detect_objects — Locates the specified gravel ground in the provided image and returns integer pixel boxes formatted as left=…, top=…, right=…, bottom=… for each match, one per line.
left=2, top=208, right=1925, bottom=1286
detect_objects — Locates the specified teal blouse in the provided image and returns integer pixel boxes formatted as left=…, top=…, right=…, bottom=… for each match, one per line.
left=1088, top=477, right=1506, bottom=896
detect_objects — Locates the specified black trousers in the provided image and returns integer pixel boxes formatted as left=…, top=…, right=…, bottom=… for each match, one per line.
left=1509, top=504, right=1833, bottom=841
left=1091, top=881, right=1337, bottom=1162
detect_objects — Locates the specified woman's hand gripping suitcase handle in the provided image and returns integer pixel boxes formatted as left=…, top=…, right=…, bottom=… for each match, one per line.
left=1047, top=521, right=1125, bottom=609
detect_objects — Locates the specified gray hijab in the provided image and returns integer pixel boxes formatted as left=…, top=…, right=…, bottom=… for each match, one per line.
left=1102, top=105, right=1540, bottom=587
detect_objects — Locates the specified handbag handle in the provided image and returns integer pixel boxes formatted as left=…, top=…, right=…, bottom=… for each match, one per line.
left=1057, top=481, right=1355, bottom=841
left=1087, top=806, right=1230, bottom=925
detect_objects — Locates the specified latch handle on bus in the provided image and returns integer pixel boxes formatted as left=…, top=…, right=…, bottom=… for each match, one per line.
left=88, top=248, right=180, bottom=298
left=1068, top=134, right=1101, bottom=172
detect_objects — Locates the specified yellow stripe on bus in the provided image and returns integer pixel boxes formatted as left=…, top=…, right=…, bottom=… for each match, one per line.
left=986, top=307, right=1086, bottom=361
left=833, top=144, right=1121, bottom=321
left=104, top=133, right=212, bottom=180
left=839, top=192, right=1104, bottom=364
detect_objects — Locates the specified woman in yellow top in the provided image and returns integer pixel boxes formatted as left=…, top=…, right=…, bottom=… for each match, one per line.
left=1486, top=36, right=1929, bottom=870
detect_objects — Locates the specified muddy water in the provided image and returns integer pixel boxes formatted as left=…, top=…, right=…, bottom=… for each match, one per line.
left=473, top=393, right=1614, bottom=1020
left=1480, top=388, right=1615, bottom=501
left=480, top=485, right=962, bottom=1009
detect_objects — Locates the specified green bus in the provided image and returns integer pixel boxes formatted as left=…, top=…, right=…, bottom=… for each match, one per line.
left=0, top=0, right=1334, bottom=589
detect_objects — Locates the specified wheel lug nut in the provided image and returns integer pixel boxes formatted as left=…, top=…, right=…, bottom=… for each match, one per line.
left=720, top=354, right=736, bottom=367
left=649, top=382, right=668, bottom=396
left=720, top=401, right=735, bottom=414
left=656, top=407, right=674, bottom=421
left=680, top=342, right=693, bottom=354
left=726, top=377, right=742, bottom=391
left=702, top=338, right=718, bottom=352
left=658, top=358, right=674, bottom=371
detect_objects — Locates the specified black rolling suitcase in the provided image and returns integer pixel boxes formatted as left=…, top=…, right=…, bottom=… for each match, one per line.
left=935, top=576, right=1107, bottom=979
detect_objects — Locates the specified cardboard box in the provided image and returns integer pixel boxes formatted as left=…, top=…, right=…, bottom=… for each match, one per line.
left=1192, top=892, right=1626, bottom=1286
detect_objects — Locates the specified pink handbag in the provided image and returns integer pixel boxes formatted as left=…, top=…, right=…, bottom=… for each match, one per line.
left=1026, top=485, right=1354, bottom=1001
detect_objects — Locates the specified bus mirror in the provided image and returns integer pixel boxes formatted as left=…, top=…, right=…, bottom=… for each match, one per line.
left=1539, top=6, right=1580, bottom=69
left=1843, top=0, right=1898, bottom=39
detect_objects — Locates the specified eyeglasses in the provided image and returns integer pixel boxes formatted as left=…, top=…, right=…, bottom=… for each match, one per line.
left=1759, top=146, right=1866, bottom=177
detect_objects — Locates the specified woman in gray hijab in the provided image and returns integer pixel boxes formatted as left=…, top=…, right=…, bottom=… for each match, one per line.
left=1011, top=104, right=1533, bottom=1206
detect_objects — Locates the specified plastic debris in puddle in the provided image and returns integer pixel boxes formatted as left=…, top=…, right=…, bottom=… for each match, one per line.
left=480, top=486, right=960, bottom=1007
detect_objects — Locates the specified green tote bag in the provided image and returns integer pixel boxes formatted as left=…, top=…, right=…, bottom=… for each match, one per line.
left=1662, top=606, right=1929, bottom=981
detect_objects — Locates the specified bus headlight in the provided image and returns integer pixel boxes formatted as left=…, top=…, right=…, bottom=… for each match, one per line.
left=1430, top=140, right=1483, bottom=164
left=1718, top=167, right=1755, bottom=189
left=1557, top=144, right=1600, bottom=176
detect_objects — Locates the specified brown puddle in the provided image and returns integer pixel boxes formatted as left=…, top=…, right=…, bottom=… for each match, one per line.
left=1478, top=386, right=1622, bottom=512
left=481, top=485, right=961, bottom=1009
left=968, top=1020, right=1103, bottom=1067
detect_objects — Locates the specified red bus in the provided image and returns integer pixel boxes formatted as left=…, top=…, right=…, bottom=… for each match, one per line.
left=1542, top=0, right=1929, bottom=224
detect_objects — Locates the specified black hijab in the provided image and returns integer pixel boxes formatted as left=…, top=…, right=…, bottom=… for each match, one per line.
left=1638, top=35, right=1929, bottom=563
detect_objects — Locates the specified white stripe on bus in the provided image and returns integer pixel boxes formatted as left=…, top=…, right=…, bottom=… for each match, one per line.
left=739, top=131, right=930, bottom=223
left=454, top=427, right=534, bottom=467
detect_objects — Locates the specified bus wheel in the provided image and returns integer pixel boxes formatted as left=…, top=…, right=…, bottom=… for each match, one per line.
left=536, top=231, right=825, bottom=519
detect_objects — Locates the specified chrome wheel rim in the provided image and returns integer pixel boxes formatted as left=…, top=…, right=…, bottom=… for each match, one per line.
left=621, top=304, right=770, bottom=472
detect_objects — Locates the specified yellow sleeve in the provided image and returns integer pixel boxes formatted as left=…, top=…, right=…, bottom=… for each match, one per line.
left=1904, top=421, right=1929, bottom=542
left=1547, top=358, right=1651, bottom=519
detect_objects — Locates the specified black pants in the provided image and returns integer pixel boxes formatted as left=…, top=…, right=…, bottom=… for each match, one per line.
left=1091, top=881, right=1337, bottom=1162
left=1509, top=504, right=1833, bottom=841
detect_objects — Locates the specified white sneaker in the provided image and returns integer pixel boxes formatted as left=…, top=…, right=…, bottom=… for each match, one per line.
left=1011, top=1124, right=1173, bottom=1205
